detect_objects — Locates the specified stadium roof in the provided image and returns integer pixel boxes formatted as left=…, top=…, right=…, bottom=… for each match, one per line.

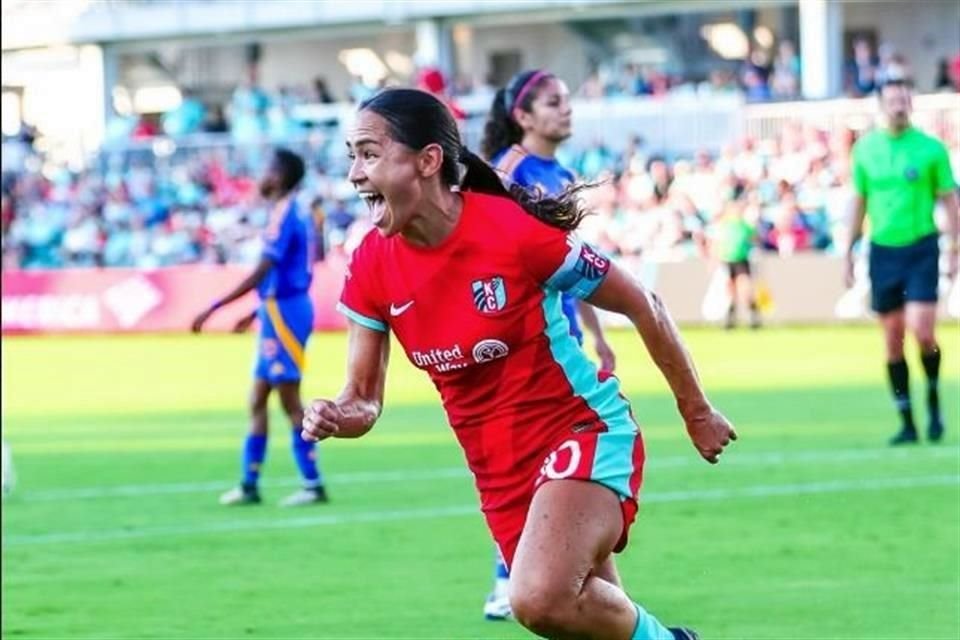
left=3, top=0, right=792, bottom=51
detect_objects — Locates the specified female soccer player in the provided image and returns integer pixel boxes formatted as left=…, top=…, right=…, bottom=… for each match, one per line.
left=479, top=68, right=617, bottom=619
left=192, top=148, right=328, bottom=507
left=303, top=88, right=735, bottom=640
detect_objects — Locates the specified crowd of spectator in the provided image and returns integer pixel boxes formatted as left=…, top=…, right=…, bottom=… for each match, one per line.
left=4, top=34, right=958, bottom=272
left=5, top=114, right=957, bottom=272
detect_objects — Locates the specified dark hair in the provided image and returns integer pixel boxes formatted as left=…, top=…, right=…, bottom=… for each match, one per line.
left=272, top=148, right=305, bottom=192
left=878, top=77, right=913, bottom=93
left=480, top=70, right=555, bottom=160
left=360, top=88, right=462, bottom=186
left=359, top=87, right=590, bottom=231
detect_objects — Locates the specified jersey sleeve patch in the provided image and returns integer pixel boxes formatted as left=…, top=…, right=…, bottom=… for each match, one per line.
left=546, top=234, right=611, bottom=299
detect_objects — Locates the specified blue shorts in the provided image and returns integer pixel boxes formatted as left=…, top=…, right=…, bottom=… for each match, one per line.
left=869, top=233, right=939, bottom=314
left=255, top=294, right=314, bottom=384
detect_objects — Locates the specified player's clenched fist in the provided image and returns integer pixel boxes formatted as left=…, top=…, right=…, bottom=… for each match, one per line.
left=302, top=399, right=344, bottom=442
left=684, top=406, right=738, bottom=464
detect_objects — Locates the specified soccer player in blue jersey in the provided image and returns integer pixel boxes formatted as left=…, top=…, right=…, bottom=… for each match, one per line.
left=479, top=68, right=617, bottom=620
left=192, top=148, right=328, bottom=507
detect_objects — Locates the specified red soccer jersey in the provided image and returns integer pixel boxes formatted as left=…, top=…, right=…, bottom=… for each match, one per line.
left=339, top=191, right=636, bottom=513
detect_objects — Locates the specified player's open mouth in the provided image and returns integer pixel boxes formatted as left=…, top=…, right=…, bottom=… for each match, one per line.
left=358, top=191, right=387, bottom=225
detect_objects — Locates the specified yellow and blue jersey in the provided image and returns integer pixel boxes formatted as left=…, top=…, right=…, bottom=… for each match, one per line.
left=255, top=197, right=316, bottom=384
left=259, top=198, right=315, bottom=299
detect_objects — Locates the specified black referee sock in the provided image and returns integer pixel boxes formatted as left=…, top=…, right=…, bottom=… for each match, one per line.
left=920, top=348, right=942, bottom=421
left=887, top=359, right=915, bottom=432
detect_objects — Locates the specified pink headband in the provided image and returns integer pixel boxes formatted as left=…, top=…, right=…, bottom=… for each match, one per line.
left=509, top=70, right=549, bottom=118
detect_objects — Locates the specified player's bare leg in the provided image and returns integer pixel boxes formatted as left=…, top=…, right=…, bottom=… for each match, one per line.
left=723, top=274, right=737, bottom=329
left=509, top=480, right=683, bottom=640
left=906, top=302, right=943, bottom=441
left=250, top=378, right=271, bottom=436
left=736, top=273, right=761, bottom=329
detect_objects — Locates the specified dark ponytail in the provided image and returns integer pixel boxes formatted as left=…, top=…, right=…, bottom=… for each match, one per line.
left=460, top=148, right=592, bottom=232
left=480, top=88, right=523, bottom=160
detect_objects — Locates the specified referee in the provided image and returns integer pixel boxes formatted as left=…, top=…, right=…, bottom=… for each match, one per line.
left=845, top=78, right=959, bottom=445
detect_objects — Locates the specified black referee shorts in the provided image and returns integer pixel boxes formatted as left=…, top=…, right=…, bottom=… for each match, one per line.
left=868, top=233, right=939, bottom=314
left=725, top=260, right=751, bottom=279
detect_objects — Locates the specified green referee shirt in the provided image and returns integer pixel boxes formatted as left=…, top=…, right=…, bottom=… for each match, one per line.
left=852, top=126, right=956, bottom=247
left=710, top=217, right=754, bottom=263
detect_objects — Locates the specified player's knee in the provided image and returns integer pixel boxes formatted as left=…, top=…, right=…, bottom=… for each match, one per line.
left=915, top=330, right=937, bottom=352
left=509, top=580, right=574, bottom=636
left=280, top=399, right=303, bottom=423
left=884, top=335, right=905, bottom=360
left=250, top=396, right=269, bottom=414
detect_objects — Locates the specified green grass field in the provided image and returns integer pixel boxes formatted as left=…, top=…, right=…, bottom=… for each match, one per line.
left=2, top=325, right=959, bottom=639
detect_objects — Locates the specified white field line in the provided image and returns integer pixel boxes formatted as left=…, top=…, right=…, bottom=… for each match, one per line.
left=13, top=445, right=959, bottom=503
left=3, top=474, right=957, bottom=547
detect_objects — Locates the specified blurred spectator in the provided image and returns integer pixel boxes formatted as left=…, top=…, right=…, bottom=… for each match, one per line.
left=267, top=87, right=304, bottom=142
left=312, top=76, right=336, bottom=104
left=771, top=40, right=800, bottom=100
left=162, top=89, right=206, bottom=137
left=577, top=70, right=605, bottom=99
left=230, top=66, right=271, bottom=143
left=348, top=75, right=376, bottom=104
left=203, top=105, right=230, bottom=134
left=415, top=67, right=466, bottom=120
left=575, top=137, right=617, bottom=179
left=846, top=38, right=879, bottom=97
left=131, top=115, right=161, bottom=140
left=742, top=66, right=772, bottom=102
left=877, top=43, right=911, bottom=87
left=951, top=54, right=960, bottom=92
left=933, top=55, right=960, bottom=92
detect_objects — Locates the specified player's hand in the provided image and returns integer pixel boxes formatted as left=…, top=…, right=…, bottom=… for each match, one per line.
left=683, top=405, right=737, bottom=464
left=947, top=247, right=959, bottom=282
left=595, top=339, right=616, bottom=373
left=302, top=399, right=344, bottom=442
left=191, top=309, right=213, bottom=333
left=843, top=255, right=855, bottom=289
left=232, top=314, right=256, bottom=334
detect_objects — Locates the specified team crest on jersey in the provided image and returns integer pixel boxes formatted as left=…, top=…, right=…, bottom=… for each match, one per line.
left=471, top=276, right=507, bottom=314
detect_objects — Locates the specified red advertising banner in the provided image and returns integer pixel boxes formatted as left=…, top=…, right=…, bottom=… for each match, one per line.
left=1, top=257, right=349, bottom=334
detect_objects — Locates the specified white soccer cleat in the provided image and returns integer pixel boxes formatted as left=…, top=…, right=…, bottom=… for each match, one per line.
left=279, top=486, right=328, bottom=507
left=483, top=592, right=513, bottom=620
left=219, top=485, right=261, bottom=505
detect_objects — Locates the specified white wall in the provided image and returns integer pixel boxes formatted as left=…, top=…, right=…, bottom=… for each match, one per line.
left=462, top=23, right=592, bottom=91
left=843, top=0, right=960, bottom=91
left=157, top=29, right=417, bottom=101
left=260, top=30, right=417, bottom=98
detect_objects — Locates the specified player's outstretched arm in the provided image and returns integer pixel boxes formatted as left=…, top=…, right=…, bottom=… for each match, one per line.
left=302, top=321, right=389, bottom=442
left=586, top=263, right=737, bottom=463
left=192, top=258, right=273, bottom=332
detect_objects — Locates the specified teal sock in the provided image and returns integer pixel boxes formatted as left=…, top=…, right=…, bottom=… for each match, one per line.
left=631, top=602, right=673, bottom=640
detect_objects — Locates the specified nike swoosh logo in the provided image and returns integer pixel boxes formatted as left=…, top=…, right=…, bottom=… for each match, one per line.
left=389, top=301, right=414, bottom=317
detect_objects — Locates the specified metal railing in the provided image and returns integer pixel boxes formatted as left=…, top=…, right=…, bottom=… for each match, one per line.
left=742, top=92, right=960, bottom=140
